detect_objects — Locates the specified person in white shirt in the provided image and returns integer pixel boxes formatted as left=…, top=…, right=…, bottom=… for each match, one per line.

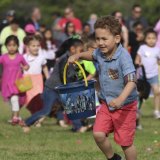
left=23, top=35, right=49, bottom=104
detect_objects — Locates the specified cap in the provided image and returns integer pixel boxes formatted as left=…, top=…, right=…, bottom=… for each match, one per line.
left=25, top=24, right=36, bottom=34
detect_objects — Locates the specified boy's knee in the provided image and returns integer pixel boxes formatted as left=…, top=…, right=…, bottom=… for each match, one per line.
left=93, top=132, right=106, bottom=143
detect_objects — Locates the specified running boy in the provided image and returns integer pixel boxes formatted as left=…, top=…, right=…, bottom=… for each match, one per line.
left=68, top=16, right=138, bottom=160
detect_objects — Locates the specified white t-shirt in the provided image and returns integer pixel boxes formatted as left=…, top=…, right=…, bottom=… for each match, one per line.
left=24, top=53, right=46, bottom=74
left=137, top=44, right=160, bottom=78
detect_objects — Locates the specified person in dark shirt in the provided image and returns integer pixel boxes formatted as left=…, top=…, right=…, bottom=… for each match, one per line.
left=129, top=21, right=144, bottom=64
left=126, top=4, right=148, bottom=31
left=22, top=38, right=87, bottom=133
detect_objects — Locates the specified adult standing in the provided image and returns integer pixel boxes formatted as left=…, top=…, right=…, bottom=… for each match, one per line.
left=112, top=11, right=129, bottom=49
left=87, top=13, right=98, bottom=33
left=0, top=10, right=16, bottom=32
left=55, top=7, right=82, bottom=34
left=126, top=4, right=148, bottom=31
left=26, top=7, right=41, bottom=31
left=129, top=21, right=144, bottom=64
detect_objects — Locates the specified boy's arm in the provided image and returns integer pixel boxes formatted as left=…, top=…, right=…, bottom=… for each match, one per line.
left=42, top=65, right=49, bottom=79
left=109, top=81, right=136, bottom=108
left=86, top=73, right=96, bottom=81
left=68, top=51, right=93, bottom=63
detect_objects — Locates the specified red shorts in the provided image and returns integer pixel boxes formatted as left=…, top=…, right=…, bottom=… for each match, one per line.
left=93, top=101, right=137, bottom=146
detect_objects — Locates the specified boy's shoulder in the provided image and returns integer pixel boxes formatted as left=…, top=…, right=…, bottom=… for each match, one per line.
left=119, top=46, right=131, bottom=58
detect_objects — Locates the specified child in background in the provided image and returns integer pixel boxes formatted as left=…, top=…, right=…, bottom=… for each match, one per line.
left=41, top=29, right=57, bottom=73
left=55, top=38, right=96, bottom=132
left=68, top=16, right=138, bottom=160
left=0, top=35, right=29, bottom=124
left=23, top=35, right=49, bottom=105
left=135, top=28, right=160, bottom=119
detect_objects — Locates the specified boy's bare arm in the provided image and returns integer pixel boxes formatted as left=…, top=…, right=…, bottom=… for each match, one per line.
left=86, top=73, right=96, bottom=81
left=68, top=50, right=93, bottom=63
left=109, top=82, right=136, bottom=108
left=42, top=65, right=49, bottom=79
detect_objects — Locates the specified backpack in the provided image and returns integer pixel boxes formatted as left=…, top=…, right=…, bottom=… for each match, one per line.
left=136, top=65, right=151, bottom=100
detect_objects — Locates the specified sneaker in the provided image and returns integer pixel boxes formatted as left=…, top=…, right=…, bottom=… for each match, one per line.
left=154, top=110, right=160, bottom=119
left=11, top=117, right=19, bottom=125
left=136, top=124, right=143, bottom=130
left=108, top=153, right=122, bottom=160
left=34, top=121, right=42, bottom=128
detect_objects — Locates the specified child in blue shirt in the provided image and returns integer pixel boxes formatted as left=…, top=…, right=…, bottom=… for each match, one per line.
left=68, top=16, right=138, bottom=160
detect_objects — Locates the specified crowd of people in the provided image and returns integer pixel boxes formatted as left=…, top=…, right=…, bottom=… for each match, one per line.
left=0, top=4, right=160, bottom=136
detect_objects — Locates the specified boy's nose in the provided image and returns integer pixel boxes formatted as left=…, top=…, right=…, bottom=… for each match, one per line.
left=99, top=39, right=104, bottom=46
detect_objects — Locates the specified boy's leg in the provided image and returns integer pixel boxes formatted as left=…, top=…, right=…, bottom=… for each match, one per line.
left=122, top=144, right=137, bottom=160
left=93, top=132, right=114, bottom=159
left=25, top=87, right=60, bottom=126
left=93, top=102, right=121, bottom=159
left=113, top=101, right=137, bottom=160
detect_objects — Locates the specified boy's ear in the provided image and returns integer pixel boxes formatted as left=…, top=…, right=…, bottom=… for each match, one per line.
left=115, top=35, right=121, bottom=43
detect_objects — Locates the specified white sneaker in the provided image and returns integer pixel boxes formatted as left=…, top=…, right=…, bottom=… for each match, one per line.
left=136, top=124, right=143, bottom=130
left=154, top=111, right=160, bottom=119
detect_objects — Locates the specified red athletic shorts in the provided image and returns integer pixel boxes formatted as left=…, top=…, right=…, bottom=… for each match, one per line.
left=93, top=100, right=137, bottom=146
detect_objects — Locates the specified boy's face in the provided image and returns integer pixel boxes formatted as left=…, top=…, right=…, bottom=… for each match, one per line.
left=95, top=28, right=120, bottom=55
left=70, top=45, right=83, bottom=55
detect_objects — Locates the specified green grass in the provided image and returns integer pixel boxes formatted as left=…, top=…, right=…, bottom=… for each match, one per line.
left=0, top=96, right=160, bottom=160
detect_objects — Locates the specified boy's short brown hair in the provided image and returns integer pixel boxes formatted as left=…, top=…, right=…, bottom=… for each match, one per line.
left=94, top=15, right=121, bottom=36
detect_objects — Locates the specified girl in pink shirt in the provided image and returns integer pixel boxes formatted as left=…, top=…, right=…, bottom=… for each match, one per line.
left=0, top=35, right=29, bottom=124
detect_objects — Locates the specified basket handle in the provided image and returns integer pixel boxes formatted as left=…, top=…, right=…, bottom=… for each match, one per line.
left=63, top=61, right=88, bottom=87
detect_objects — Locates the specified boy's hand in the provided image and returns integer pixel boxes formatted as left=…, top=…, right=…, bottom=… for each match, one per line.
left=68, top=54, right=80, bottom=64
left=108, top=97, right=124, bottom=109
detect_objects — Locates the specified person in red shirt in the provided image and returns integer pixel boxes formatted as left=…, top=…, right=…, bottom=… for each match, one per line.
left=56, top=7, right=82, bottom=34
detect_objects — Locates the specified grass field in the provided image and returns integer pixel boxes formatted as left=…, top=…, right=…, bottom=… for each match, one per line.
left=0, top=96, right=160, bottom=160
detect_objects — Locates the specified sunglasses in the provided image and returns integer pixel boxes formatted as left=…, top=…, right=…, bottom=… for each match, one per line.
left=134, top=10, right=142, bottom=13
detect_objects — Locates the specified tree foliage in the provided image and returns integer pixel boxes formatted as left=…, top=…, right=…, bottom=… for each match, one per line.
left=0, top=0, right=159, bottom=27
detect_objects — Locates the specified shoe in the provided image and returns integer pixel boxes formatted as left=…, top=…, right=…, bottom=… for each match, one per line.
left=136, top=124, right=143, bottom=130
left=59, top=120, right=68, bottom=128
left=11, top=117, right=20, bottom=125
left=34, top=121, right=42, bottom=128
left=154, top=110, right=160, bottom=119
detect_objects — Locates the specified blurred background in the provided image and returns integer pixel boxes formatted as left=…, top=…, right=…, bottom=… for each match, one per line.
left=0, top=0, right=159, bottom=27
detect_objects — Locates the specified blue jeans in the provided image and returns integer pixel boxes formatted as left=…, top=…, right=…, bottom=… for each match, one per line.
left=72, top=119, right=82, bottom=131
left=25, top=87, right=63, bottom=126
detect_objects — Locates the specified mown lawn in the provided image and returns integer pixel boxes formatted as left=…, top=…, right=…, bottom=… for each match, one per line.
left=0, top=96, right=159, bottom=160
